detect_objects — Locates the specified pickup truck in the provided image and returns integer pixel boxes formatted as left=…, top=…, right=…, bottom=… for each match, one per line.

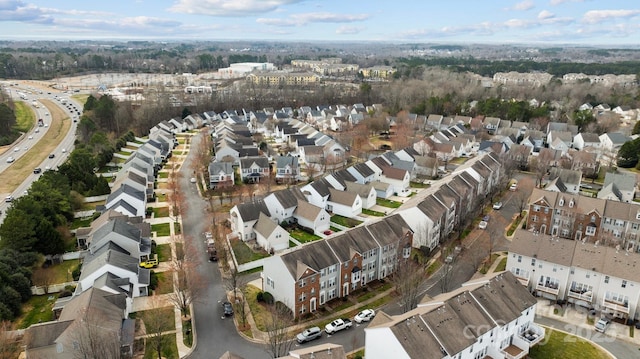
left=325, top=318, right=352, bottom=334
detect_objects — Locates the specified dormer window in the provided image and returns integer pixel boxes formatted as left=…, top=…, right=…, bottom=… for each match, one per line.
left=559, top=198, right=564, bottom=206
left=569, top=199, right=574, bottom=208
left=636, top=212, right=640, bottom=220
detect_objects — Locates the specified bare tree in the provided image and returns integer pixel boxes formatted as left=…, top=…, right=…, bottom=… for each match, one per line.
left=264, top=303, right=295, bottom=359
left=166, top=239, right=206, bottom=317
left=70, top=310, right=122, bottom=359
left=392, top=258, right=428, bottom=313
left=439, top=261, right=454, bottom=294
left=32, top=268, right=56, bottom=294
left=140, top=302, right=174, bottom=359
left=0, top=322, right=20, bottom=359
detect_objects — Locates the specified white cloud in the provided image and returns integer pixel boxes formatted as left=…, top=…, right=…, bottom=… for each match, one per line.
left=513, top=0, right=535, bottom=11
left=504, top=18, right=532, bottom=28
left=335, top=25, right=362, bottom=35
left=257, top=12, right=369, bottom=27
left=538, top=10, right=554, bottom=19
left=168, top=0, right=304, bottom=17
left=550, top=0, right=584, bottom=5
left=583, top=9, right=640, bottom=24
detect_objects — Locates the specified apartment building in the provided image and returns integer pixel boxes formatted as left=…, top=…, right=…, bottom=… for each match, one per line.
left=261, top=214, right=412, bottom=317
left=507, top=229, right=640, bottom=322
left=365, top=272, right=543, bottom=359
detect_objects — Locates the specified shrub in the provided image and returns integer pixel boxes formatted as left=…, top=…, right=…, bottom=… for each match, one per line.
left=256, top=292, right=264, bottom=302
left=263, top=292, right=274, bottom=305
left=71, top=264, right=82, bottom=281
left=149, top=271, right=159, bottom=290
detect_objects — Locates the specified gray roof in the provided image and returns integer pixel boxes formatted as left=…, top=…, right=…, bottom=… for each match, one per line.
left=24, top=320, right=73, bottom=350
left=107, top=184, right=145, bottom=204
left=276, top=155, right=299, bottom=169
left=328, top=187, right=358, bottom=206
left=239, top=156, right=269, bottom=169
left=254, top=213, right=280, bottom=238
left=108, top=199, right=138, bottom=216
left=234, top=200, right=271, bottom=222
left=81, top=244, right=141, bottom=281
left=352, top=163, right=375, bottom=177
left=310, top=178, right=332, bottom=197
left=280, top=240, right=340, bottom=280
left=329, top=169, right=357, bottom=186
left=367, top=214, right=410, bottom=246
left=294, top=200, right=324, bottom=222
left=345, top=181, right=373, bottom=199
left=603, top=172, right=637, bottom=192
left=326, top=226, right=378, bottom=262
left=272, top=187, right=306, bottom=209
left=604, top=132, right=630, bottom=145
left=209, top=161, right=234, bottom=175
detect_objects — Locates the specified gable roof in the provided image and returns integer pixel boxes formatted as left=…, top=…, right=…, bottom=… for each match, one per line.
left=239, top=156, right=269, bottom=169
left=294, top=200, right=324, bottom=221
left=272, top=187, right=306, bottom=209
left=234, top=200, right=271, bottom=222
left=254, top=213, right=280, bottom=238
left=328, top=187, right=358, bottom=206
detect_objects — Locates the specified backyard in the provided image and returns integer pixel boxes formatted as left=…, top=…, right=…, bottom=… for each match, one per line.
left=17, top=294, right=59, bottom=328
left=289, top=228, right=321, bottom=243
left=151, top=223, right=171, bottom=236
left=331, top=215, right=363, bottom=228
left=230, top=238, right=270, bottom=264
left=376, top=198, right=402, bottom=208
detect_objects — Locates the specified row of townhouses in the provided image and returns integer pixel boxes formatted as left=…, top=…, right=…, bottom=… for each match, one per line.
left=262, top=214, right=413, bottom=317
left=365, top=271, right=543, bottom=359
left=24, top=124, right=179, bottom=358
left=526, top=187, right=640, bottom=251
left=259, top=152, right=505, bottom=316
left=507, top=229, right=640, bottom=323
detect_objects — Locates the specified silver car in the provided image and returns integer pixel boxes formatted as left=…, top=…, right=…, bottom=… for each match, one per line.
left=297, top=326, right=322, bottom=343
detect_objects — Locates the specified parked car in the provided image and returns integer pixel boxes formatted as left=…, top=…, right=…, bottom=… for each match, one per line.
left=190, top=177, right=197, bottom=183
left=296, top=326, right=322, bottom=343
left=594, top=318, right=610, bottom=333
left=354, top=309, right=376, bottom=323
left=325, top=318, right=352, bottom=334
left=509, top=182, right=517, bottom=191
left=222, top=301, right=234, bottom=316
left=492, top=202, right=503, bottom=210
left=478, top=221, right=488, bottom=230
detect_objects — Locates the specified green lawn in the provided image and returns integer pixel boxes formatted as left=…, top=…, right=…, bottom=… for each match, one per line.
left=330, top=226, right=342, bottom=232
left=494, top=257, right=507, bottom=272
left=362, top=208, right=385, bottom=217
left=244, top=285, right=269, bottom=331
left=14, top=101, right=35, bottom=132
left=289, top=229, right=321, bottom=243
left=70, top=217, right=93, bottom=229
left=143, top=335, right=178, bottom=359
left=528, top=329, right=610, bottom=359
left=135, top=307, right=176, bottom=332
left=152, top=223, right=171, bottom=236
left=156, top=244, right=171, bottom=262
left=154, top=272, right=173, bottom=295
left=331, top=215, right=363, bottom=228
left=152, top=206, right=170, bottom=218
left=376, top=198, right=402, bottom=208
left=289, top=240, right=298, bottom=248
left=36, top=259, right=79, bottom=284
left=17, top=294, right=58, bottom=329
left=157, top=193, right=167, bottom=202
left=158, top=171, right=169, bottom=179
left=410, top=181, right=430, bottom=188
left=230, top=239, right=270, bottom=264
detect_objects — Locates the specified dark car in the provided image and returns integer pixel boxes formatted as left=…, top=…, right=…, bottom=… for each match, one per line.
left=222, top=301, right=234, bottom=316
left=48, top=153, right=55, bottom=159
left=33, top=167, right=42, bottom=174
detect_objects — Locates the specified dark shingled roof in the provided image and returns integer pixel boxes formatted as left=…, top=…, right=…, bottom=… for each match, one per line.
left=352, top=163, right=375, bottom=177
left=272, top=187, right=306, bottom=209
left=234, top=200, right=271, bottom=222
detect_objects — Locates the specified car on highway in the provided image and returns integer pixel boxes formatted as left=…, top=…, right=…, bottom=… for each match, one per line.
left=13, top=148, right=19, bottom=152
left=296, top=327, right=322, bottom=344
left=354, top=309, right=376, bottom=323
left=492, top=202, right=503, bottom=210
left=28, top=135, right=33, bottom=139
left=61, top=148, right=66, bottom=153
left=48, top=153, right=55, bottom=159
left=6, top=156, right=15, bottom=163
left=5, top=196, right=13, bottom=203
left=33, top=168, right=42, bottom=174
left=222, top=301, right=234, bottom=316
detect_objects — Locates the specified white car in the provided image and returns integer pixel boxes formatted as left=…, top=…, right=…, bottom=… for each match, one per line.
left=61, top=148, right=66, bottom=153
left=6, top=156, right=15, bottom=163
left=594, top=318, right=610, bottom=333
left=492, top=202, right=503, bottom=210
left=190, top=177, right=197, bottom=183
left=478, top=221, right=488, bottom=230
left=354, top=309, right=376, bottom=323
left=509, top=183, right=517, bottom=191
left=28, top=135, right=33, bottom=140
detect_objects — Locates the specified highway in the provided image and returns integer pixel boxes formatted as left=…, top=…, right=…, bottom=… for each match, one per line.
left=0, top=84, right=82, bottom=222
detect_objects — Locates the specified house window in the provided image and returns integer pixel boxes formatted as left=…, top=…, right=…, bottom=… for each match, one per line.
left=622, top=280, right=627, bottom=288
left=403, top=246, right=411, bottom=258
left=605, top=276, right=609, bottom=283
left=586, top=226, right=596, bottom=236
left=531, top=259, right=536, bottom=266
left=517, top=255, right=522, bottom=263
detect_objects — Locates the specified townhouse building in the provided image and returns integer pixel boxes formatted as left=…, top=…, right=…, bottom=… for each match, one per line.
left=526, top=188, right=640, bottom=250
left=262, top=214, right=412, bottom=317
left=507, top=229, right=640, bottom=322
left=365, top=271, right=543, bottom=359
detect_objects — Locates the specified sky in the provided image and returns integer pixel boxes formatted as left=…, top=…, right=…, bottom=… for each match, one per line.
left=0, top=0, right=639, bottom=45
